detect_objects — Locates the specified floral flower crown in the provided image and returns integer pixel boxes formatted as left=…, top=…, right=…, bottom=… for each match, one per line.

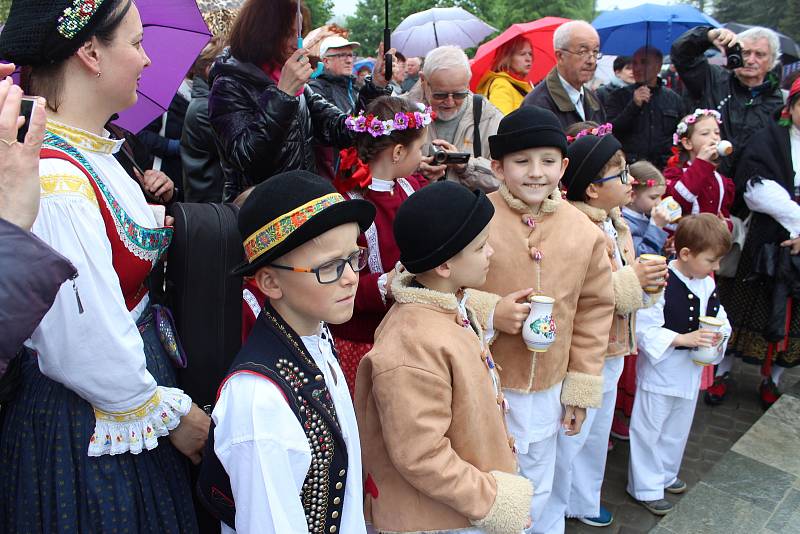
left=673, top=109, right=721, bottom=145
left=344, top=103, right=435, bottom=138
left=566, top=123, right=613, bottom=143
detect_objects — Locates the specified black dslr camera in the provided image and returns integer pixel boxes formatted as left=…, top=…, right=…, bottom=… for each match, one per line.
left=430, top=146, right=471, bottom=165
left=726, top=43, right=743, bottom=69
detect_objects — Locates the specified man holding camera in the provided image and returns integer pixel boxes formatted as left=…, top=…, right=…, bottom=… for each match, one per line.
left=404, top=46, right=503, bottom=193
left=606, top=46, right=686, bottom=168
left=671, top=26, right=784, bottom=178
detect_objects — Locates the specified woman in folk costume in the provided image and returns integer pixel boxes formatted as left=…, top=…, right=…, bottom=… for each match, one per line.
left=329, top=96, right=429, bottom=394
left=715, top=77, right=800, bottom=409
left=0, top=1, right=209, bottom=532
left=475, top=36, right=535, bottom=115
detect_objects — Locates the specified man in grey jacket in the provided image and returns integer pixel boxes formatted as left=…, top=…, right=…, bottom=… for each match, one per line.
left=0, top=64, right=76, bottom=370
left=404, top=45, right=503, bottom=193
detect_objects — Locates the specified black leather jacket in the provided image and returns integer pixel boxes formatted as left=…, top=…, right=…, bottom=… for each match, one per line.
left=181, top=78, right=225, bottom=203
left=208, top=50, right=387, bottom=201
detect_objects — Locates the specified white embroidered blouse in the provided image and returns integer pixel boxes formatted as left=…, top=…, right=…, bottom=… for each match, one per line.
left=28, top=120, right=191, bottom=457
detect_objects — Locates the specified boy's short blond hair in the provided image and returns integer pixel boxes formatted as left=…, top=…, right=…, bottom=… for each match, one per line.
left=674, top=213, right=732, bottom=257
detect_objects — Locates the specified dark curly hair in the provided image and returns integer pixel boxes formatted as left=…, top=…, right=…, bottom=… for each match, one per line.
left=355, top=96, right=427, bottom=163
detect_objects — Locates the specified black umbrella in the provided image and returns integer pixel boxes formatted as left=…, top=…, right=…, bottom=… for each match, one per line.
left=723, top=22, right=800, bottom=61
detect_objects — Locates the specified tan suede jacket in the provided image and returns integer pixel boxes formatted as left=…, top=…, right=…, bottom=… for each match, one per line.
left=570, top=202, right=655, bottom=358
left=479, top=186, right=614, bottom=408
left=355, top=271, right=532, bottom=534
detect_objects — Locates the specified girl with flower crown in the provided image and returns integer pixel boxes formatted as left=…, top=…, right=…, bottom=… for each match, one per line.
left=329, top=96, right=431, bottom=394
left=664, top=109, right=735, bottom=229
left=623, top=161, right=671, bottom=256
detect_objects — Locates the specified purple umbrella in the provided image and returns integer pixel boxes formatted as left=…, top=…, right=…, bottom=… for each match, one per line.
left=115, top=0, right=211, bottom=133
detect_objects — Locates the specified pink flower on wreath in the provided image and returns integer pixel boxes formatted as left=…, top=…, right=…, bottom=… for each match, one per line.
left=686, top=115, right=697, bottom=124
left=413, top=112, right=424, bottom=127
left=393, top=112, right=409, bottom=130
left=367, top=117, right=385, bottom=137
left=354, top=115, right=367, bottom=132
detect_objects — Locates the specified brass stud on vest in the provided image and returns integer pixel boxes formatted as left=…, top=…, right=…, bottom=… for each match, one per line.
left=333, top=497, right=341, bottom=505
left=335, top=482, right=343, bottom=490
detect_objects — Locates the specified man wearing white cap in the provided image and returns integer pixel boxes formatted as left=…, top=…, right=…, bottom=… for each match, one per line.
left=308, top=35, right=362, bottom=115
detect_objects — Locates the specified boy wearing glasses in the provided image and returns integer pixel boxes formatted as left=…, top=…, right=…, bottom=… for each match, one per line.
left=198, top=171, right=375, bottom=534
left=539, top=132, right=665, bottom=530
left=356, top=181, right=533, bottom=534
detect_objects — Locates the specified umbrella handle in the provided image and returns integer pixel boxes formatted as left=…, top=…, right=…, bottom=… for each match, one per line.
left=384, top=27, right=392, bottom=81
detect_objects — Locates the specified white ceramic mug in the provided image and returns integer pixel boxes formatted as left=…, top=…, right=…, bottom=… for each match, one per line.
left=692, top=316, right=724, bottom=366
left=658, top=196, right=683, bottom=223
left=639, top=254, right=667, bottom=294
left=523, top=296, right=557, bottom=352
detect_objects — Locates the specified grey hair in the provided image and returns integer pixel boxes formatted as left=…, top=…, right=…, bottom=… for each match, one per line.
left=553, top=20, right=596, bottom=50
left=422, top=45, right=471, bottom=80
left=738, top=26, right=781, bottom=67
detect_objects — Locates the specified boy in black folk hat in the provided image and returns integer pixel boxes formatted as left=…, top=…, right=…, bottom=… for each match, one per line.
left=197, top=171, right=375, bottom=534
left=355, top=182, right=533, bottom=534
left=478, top=106, right=615, bottom=534
left=540, top=132, right=666, bottom=531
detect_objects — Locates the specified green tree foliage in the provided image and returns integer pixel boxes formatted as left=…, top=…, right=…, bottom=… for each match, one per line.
left=713, top=0, right=798, bottom=41
left=306, top=0, right=335, bottom=26
left=346, top=0, right=594, bottom=57
left=0, top=0, right=10, bottom=24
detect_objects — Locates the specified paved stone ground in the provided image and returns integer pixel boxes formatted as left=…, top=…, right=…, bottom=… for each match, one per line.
left=564, top=359, right=800, bottom=534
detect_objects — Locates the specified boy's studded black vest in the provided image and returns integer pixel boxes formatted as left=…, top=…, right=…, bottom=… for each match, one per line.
left=662, top=267, right=720, bottom=350
left=197, top=302, right=348, bottom=533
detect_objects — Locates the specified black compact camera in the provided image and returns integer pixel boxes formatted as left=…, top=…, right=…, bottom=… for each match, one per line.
left=430, top=146, right=471, bottom=165
left=726, top=43, right=743, bottom=69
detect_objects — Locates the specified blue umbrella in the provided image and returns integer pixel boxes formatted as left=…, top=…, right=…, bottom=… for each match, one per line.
left=592, top=3, right=721, bottom=56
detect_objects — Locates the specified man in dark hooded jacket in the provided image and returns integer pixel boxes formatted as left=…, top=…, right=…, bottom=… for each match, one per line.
left=308, top=35, right=362, bottom=114
left=671, top=26, right=784, bottom=180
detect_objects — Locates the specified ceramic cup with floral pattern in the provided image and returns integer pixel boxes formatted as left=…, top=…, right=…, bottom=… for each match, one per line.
left=523, top=296, right=557, bottom=352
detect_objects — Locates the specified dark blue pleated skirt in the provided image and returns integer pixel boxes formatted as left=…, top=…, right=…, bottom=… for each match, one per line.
left=0, top=310, right=199, bottom=534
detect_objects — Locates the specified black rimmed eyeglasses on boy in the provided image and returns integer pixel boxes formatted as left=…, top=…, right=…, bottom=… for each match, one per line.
left=269, top=247, right=368, bottom=284
left=592, top=166, right=630, bottom=185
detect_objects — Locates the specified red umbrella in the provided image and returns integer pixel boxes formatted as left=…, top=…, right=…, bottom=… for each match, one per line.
left=470, top=17, right=570, bottom=92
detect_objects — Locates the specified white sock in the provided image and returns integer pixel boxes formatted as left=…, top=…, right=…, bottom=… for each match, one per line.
left=771, top=366, right=785, bottom=386
left=716, top=356, right=733, bottom=377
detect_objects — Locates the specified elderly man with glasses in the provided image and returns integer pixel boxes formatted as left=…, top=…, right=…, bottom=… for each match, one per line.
left=671, top=26, right=784, bottom=179
left=523, top=20, right=607, bottom=129
left=404, top=45, right=504, bottom=192
left=308, top=36, right=362, bottom=115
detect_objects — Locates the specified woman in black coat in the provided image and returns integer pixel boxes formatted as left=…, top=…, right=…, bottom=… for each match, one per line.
left=208, top=0, right=393, bottom=200
left=715, top=79, right=800, bottom=408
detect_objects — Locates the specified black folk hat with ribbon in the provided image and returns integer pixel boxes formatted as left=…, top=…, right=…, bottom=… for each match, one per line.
left=233, top=170, right=376, bottom=277
left=0, top=0, right=124, bottom=66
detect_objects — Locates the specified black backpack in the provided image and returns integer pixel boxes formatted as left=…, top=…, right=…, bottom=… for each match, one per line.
left=165, top=202, right=243, bottom=411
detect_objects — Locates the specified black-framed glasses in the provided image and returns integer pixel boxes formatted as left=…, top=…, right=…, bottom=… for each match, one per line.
left=592, top=166, right=630, bottom=185
left=326, top=52, right=356, bottom=59
left=270, top=247, right=368, bottom=284
left=430, top=90, right=470, bottom=102
left=559, top=48, right=603, bottom=60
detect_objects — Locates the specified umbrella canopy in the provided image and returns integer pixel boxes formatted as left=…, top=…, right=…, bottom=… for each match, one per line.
left=391, top=7, right=496, bottom=58
left=353, top=57, right=375, bottom=75
left=470, top=16, right=570, bottom=91
left=115, top=0, right=211, bottom=133
left=723, top=22, right=800, bottom=61
left=592, top=3, right=720, bottom=56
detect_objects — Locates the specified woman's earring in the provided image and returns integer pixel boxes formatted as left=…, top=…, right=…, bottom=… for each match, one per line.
left=96, top=72, right=102, bottom=78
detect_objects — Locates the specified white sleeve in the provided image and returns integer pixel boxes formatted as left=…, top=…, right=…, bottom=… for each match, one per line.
left=712, top=303, right=733, bottom=365
left=744, top=179, right=800, bottom=238
left=635, top=294, right=679, bottom=365
left=31, top=159, right=190, bottom=457
left=214, top=373, right=312, bottom=534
